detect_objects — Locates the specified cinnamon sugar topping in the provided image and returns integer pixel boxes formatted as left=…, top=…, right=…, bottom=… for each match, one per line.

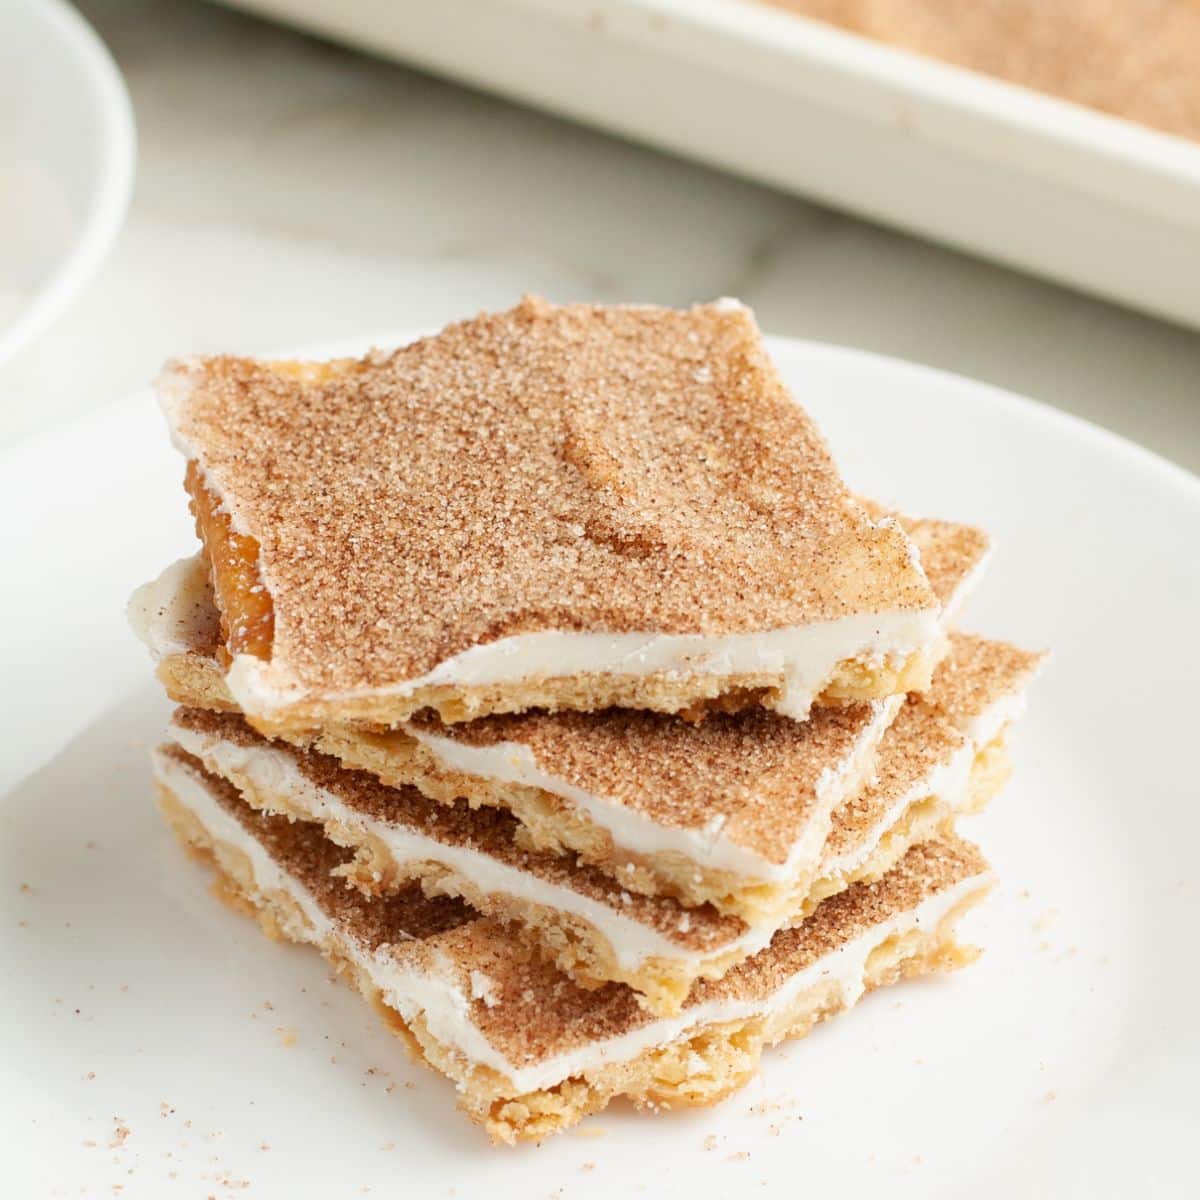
left=924, top=633, right=1045, bottom=728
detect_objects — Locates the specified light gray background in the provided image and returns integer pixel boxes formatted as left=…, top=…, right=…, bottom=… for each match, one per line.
left=5, top=0, right=1198, bottom=473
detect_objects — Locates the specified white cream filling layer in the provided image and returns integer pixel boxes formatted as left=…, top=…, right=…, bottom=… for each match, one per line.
left=224, top=604, right=941, bottom=723
left=962, top=689, right=1028, bottom=752
left=167, top=724, right=768, bottom=970
left=410, top=693, right=903, bottom=883
left=819, top=738, right=975, bottom=882
left=126, top=556, right=214, bottom=658
left=157, top=747, right=987, bottom=1095
left=816, top=687, right=1017, bottom=884
left=936, top=541, right=993, bottom=629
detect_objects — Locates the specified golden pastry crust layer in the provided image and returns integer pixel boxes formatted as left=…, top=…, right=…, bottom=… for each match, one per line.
left=155, top=764, right=988, bottom=1143
left=161, top=296, right=938, bottom=726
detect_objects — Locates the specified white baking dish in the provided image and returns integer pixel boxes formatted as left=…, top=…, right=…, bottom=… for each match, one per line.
left=220, top=0, right=1200, bottom=328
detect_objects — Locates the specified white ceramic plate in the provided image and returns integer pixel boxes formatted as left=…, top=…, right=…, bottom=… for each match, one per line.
left=223, top=0, right=1200, bottom=328
left=0, top=0, right=135, bottom=364
left=3, top=336, right=1197, bottom=1197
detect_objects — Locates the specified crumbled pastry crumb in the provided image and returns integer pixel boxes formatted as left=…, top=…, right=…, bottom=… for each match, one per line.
left=703, top=1134, right=719, bottom=1150
left=728, top=1150, right=750, bottom=1162
left=1034, top=908, right=1059, bottom=932
left=275, top=1025, right=299, bottom=1047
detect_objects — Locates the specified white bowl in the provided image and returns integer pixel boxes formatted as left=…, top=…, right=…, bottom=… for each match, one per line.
left=0, top=0, right=135, bottom=363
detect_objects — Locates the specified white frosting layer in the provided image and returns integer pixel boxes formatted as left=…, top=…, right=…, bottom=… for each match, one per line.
left=821, top=738, right=975, bottom=881
left=818, top=685, right=1018, bottom=883
left=126, top=556, right=214, bottom=658
left=938, top=540, right=994, bottom=629
left=156, top=748, right=987, bottom=1095
left=963, top=689, right=1028, bottom=751
left=168, top=723, right=769, bottom=969
left=224, top=604, right=941, bottom=723
left=409, top=693, right=903, bottom=882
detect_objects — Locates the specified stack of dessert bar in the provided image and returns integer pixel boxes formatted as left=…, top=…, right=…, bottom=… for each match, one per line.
left=129, top=297, right=1041, bottom=1144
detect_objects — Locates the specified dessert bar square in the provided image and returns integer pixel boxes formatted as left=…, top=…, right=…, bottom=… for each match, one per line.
left=130, top=510, right=989, bottom=920
left=159, top=297, right=942, bottom=731
left=161, top=633, right=1038, bottom=1013
left=155, top=751, right=991, bottom=1144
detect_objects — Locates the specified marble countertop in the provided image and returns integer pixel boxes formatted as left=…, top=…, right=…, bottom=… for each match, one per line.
left=4, top=0, right=1199, bottom=474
